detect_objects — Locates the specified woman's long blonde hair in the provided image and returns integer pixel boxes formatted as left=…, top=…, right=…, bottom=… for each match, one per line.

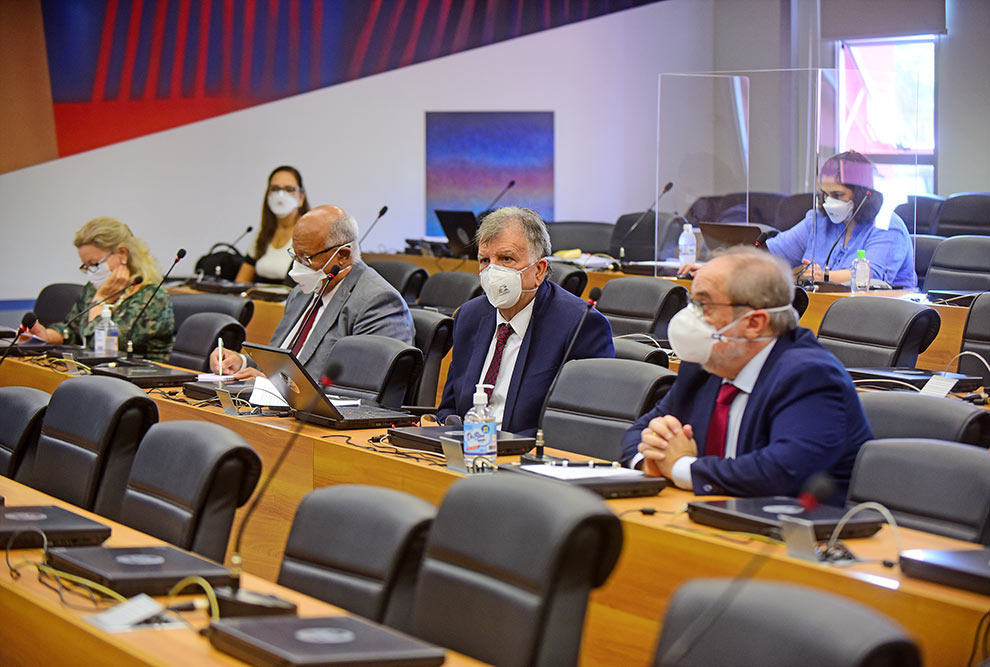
left=74, top=217, right=162, bottom=284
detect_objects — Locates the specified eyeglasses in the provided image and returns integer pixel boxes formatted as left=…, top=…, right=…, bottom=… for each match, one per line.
left=79, top=251, right=113, bottom=274
left=268, top=185, right=300, bottom=195
left=287, top=243, right=349, bottom=268
left=689, top=299, right=750, bottom=316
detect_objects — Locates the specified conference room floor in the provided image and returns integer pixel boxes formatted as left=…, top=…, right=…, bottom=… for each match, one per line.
left=3, top=357, right=986, bottom=667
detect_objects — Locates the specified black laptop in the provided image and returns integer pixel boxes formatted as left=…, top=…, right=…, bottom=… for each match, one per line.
left=209, top=615, right=445, bottom=667
left=687, top=497, right=884, bottom=540
left=435, top=209, right=479, bottom=258
left=91, top=360, right=199, bottom=388
left=243, top=343, right=418, bottom=429
left=497, top=462, right=667, bottom=499
left=46, top=545, right=233, bottom=596
left=47, top=344, right=156, bottom=368
left=846, top=367, right=983, bottom=393
left=899, top=547, right=990, bottom=595
left=697, top=222, right=764, bottom=252
left=387, top=425, right=535, bottom=456
left=0, top=505, right=111, bottom=549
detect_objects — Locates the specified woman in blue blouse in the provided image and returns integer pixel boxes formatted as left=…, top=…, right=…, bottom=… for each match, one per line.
left=766, top=151, right=917, bottom=289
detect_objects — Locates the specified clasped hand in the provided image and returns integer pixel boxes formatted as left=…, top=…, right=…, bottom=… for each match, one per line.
left=637, top=415, right=697, bottom=479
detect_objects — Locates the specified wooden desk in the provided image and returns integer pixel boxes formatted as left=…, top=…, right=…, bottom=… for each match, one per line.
left=5, top=359, right=986, bottom=667
left=0, top=478, right=482, bottom=666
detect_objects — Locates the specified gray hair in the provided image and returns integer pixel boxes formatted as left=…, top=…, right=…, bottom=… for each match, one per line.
left=718, top=246, right=797, bottom=335
left=326, top=212, right=361, bottom=260
left=476, top=206, right=551, bottom=263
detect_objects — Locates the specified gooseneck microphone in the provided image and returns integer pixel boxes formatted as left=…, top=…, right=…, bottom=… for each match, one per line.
left=123, top=249, right=185, bottom=354
left=521, top=300, right=595, bottom=465
left=230, top=225, right=254, bottom=251
left=587, top=286, right=602, bottom=306
left=358, top=206, right=389, bottom=245
left=618, top=182, right=674, bottom=260
left=0, top=311, right=40, bottom=368
left=482, top=179, right=516, bottom=214
left=59, top=276, right=145, bottom=334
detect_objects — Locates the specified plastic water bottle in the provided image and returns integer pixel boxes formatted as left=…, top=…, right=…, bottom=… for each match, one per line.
left=462, top=383, right=497, bottom=473
left=105, top=309, right=119, bottom=356
left=93, top=305, right=111, bottom=354
left=851, top=249, right=871, bottom=293
left=678, top=223, right=697, bottom=265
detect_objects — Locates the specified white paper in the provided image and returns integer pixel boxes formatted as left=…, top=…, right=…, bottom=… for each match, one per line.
left=248, top=376, right=289, bottom=407
left=521, top=463, right=646, bottom=481
left=196, top=373, right=242, bottom=383
left=920, top=374, right=957, bottom=397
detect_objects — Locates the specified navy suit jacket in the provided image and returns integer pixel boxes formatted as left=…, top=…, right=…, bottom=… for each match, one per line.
left=620, top=327, right=871, bottom=505
left=438, top=280, right=614, bottom=436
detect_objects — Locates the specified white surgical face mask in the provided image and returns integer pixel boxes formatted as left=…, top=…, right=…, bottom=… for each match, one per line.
left=86, top=259, right=112, bottom=290
left=288, top=245, right=346, bottom=294
left=822, top=196, right=854, bottom=225
left=268, top=190, right=299, bottom=218
left=480, top=261, right=540, bottom=309
left=668, top=303, right=793, bottom=365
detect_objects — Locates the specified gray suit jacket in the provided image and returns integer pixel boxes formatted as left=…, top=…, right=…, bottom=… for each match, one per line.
left=267, top=261, right=414, bottom=378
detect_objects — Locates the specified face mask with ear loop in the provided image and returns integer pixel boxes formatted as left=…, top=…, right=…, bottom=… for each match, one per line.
left=479, top=260, right=542, bottom=309
left=668, top=303, right=796, bottom=365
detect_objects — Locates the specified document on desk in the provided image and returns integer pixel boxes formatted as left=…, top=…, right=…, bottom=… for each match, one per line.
left=521, top=464, right=647, bottom=481
left=248, top=376, right=361, bottom=408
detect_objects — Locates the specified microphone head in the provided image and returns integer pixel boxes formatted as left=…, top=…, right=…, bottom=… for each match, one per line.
left=798, top=473, right=835, bottom=510
left=132, top=276, right=145, bottom=286
left=662, top=181, right=673, bottom=193
left=588, top=287, right=602, bottom=302
left=21, top=311, right=37, bottom=330
left=246, top=225, right=254, bottom=233
left=508, top=180, right=516, bottom=188
left=322, top=363, right=343, bottom=388
left=379, top=205, right=388, bottom=216
left=176, top=248, right=187, bottom=260
left=327, top=264, right=341, bottom=279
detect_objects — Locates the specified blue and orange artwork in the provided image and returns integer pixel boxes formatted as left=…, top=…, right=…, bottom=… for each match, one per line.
left=426, top=111, right=554, bottom=237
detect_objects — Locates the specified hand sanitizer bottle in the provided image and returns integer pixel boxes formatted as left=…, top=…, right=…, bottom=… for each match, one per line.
left=462, top=383, right=497, bottom=473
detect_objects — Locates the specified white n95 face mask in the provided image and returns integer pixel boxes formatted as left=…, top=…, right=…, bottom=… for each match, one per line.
left=268, top=191, right=299, bottom=218
left=480, top=261, right=539, bottom=309
left=822, top=196, right=854, bottom=224
left=668, top=303, right=793, bottom=365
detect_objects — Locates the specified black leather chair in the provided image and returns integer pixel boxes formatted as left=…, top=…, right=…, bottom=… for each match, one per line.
left=774, top=192, right=814, bottom=231
left=858, top=392, right=990, bottom=448
left=717, top=192, right=786, bottom=226
left=170, top=292, right=254, bottom=329
left=685, top=195, right=723, bottom=225
left=324, top=335, right=423, bottom=408
left=415, top=272, right=483, bottom=314
left=118, top=421, right=261, bottom=562
left=409, top=309, right=453, bottom=407
left=28, top=376, right=158, bottom=519
left=848, top=438, right=990, bottom=544
left=895, top=194, right=945, bottom=234
left=924, top=235, right=990, bottom=292
left=0, top=386, right=50, bottom=480
left=546, top=221, right=615, bottom=254
left=609, top=212, right=685, bottom=262
left=169, top=312, right=246, bottom=372
left=909, top=234, right=945, bottom=291
left=547, top=259, right=588, bottom=297
left=816, top=296, right=940, bottom=367
left=368, top=260, right=429, bottom=305
left=540, top=358, right=677, bottom=460
left=34, top=283, right=84, bottom=327
left=595, top=276, right=689, bottom=345
left=959, top=292, right=990, bottom=385
left=408, top=474, right=623, bottom=667
left=278, top=485, right=436, bottom=628
left=791, top=285, right=809, bottom=318
left=930, top=192, right=990, bottom=237
left=612, top=337, right=669, bottom=367
left=653, top=578, right=920, bottom=667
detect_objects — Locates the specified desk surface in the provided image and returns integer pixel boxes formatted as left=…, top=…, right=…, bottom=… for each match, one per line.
left=0, top=478, right=482, bottom=666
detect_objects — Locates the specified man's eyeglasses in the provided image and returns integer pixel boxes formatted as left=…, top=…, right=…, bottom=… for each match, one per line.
left=689, top=298, right=751, bottom=316
left=79, top=251, right=113, bottom=274
left=268, top=185, right=300, bottom=195
left=287, top=243, right=349, bottom=268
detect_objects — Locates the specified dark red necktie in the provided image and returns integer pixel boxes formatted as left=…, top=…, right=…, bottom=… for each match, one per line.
left=482, top=323, right=514, bottom=398
left=290, top=296, right=324, bottom=356
left=705, top=383, right=741, bottom=458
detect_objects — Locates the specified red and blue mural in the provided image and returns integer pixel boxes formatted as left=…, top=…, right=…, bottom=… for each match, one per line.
left=41, top=0, right=658, bottom=156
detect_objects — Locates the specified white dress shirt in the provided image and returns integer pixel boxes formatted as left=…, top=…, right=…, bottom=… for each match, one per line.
left=477, top=299, right=535, bottom=428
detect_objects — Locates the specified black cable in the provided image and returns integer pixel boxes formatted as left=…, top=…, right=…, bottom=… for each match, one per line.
left=967, top=609, right=990, bottom=667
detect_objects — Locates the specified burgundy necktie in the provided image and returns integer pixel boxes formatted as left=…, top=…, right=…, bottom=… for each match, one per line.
left=705, top=383, right=741, bottom=458
left=290, top=296, right=324, bottom=356
left=482, top=323, right=514, bottom=398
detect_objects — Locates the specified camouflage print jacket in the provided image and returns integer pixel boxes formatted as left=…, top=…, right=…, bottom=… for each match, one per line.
left=51, top=282, right=175, bottom=362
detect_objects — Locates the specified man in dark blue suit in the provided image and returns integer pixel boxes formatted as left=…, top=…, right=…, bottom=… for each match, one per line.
left=437, top=207, right=614, bottom=436
left=622, top=247, right=870, bottom=505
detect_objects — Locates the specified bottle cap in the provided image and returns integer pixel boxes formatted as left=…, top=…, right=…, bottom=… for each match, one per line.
left=857, top=249, right=866, bottom=259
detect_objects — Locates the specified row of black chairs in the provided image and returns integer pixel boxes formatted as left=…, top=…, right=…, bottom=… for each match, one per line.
left=0, top=376, right=261, bottom=563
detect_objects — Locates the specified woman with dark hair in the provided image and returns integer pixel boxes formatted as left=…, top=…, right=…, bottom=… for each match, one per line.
left=235, top=165, right=310, bottom=284
left=766, top=151, right=916, bottom=288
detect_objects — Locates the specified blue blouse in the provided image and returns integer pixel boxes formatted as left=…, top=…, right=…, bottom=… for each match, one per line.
left=766, top=209, right=917, bottom=289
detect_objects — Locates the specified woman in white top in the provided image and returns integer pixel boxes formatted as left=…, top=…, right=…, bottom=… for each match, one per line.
left=235, top=165, right=310, bottom=284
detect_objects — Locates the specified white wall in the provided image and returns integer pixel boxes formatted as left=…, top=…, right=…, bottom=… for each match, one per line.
left=0, top=0, right=714, bottom=300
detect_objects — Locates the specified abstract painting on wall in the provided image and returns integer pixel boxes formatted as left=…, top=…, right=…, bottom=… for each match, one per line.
left=425, top=111, right=554, bottom=238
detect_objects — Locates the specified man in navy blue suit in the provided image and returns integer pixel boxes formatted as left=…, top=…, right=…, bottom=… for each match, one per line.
left=622, top=247, right=870, bottom=505
left=437, top=207, right=614, bottom=436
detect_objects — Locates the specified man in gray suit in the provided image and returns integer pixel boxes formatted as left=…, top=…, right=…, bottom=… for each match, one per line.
left=211, top=204, right=414, bottom=380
